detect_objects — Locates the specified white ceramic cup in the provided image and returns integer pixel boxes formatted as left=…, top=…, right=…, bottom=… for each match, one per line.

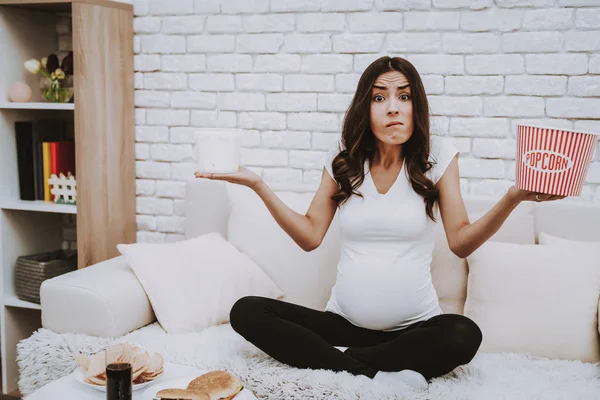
left=195, top=128, right=244, bottom=174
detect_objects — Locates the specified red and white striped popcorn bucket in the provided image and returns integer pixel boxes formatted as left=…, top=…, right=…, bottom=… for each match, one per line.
left=516, top=125, right=599, bottom=196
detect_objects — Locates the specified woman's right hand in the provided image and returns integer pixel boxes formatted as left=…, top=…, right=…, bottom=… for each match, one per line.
left=194, top=166, right=263, bottom=190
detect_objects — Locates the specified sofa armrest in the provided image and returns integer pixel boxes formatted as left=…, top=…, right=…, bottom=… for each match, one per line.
left=40, top=256, right=156, bottom=337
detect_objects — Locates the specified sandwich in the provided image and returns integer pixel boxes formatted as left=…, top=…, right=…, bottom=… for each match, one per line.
left=187, top=371, right=243, bottom=400
left=154, top=388, right=209, bottom=400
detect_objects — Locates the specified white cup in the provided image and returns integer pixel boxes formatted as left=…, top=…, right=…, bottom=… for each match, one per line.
left=195, top=128, right=244, bottom=174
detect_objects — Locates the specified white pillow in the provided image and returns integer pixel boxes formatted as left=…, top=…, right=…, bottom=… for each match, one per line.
left=464, top=241, right=600, bottom=363
left=117, top=232, right=284, bottom=334
left=539, top=232, right=600, bottom=340
left=226, top=184, right=342, bottom=312
left=539, top=232, right=600, bottom=249
left=431, top=201, right=535, bottom=315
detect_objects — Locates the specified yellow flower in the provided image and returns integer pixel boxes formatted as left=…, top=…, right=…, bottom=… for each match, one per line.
left=55, top=68, right=65, bottom=80
left=24, top=59, right=41, bottom=74
left=50, top=72, right=56, bottom=80
left=41, top=57, right=48, bottom=69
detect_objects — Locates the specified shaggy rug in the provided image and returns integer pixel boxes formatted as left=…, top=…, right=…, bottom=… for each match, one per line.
left=17, top=322, right=600, bottom=399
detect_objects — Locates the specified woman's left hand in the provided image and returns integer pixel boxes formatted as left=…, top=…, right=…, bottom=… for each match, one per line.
left=508, top=186, right=566, bottom=203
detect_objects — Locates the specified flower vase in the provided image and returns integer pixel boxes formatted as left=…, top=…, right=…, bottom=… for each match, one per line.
left=40, top=76, right=73, bottom=103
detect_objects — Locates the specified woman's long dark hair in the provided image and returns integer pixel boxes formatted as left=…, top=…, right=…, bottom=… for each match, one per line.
left=331, top=56, right=439, bottom=221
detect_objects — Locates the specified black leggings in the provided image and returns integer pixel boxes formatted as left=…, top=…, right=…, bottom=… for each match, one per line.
left=229, top=296, right=483, bottom=381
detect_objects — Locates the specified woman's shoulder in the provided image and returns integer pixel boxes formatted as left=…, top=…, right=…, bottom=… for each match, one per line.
left=427, top=135, right=459, bottom=184
left=429, top=134, right=451, bottom=156
left=429, top=135, right=457, bottom=161
left=327, top=136, right=345, bottom=154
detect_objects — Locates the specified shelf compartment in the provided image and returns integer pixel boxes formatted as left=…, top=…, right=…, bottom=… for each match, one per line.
left=0, top=209, right=61, bottom=392
left=1, top=209, right=65, bottom=300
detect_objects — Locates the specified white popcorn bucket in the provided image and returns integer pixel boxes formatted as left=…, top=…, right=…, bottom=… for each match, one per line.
left=195, top=128, right=244, bottom=174
left=516, top=125, right=599, bottom=196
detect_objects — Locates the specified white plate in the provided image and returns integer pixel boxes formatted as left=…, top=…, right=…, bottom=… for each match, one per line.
left=143, top=376, right=253, bottom=400
left=73, top=367, right=162, bottom=392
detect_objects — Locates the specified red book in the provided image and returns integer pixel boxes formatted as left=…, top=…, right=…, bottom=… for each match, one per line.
left=50, top=142, right=59, bottom=175
left=56, top=141, right=75, bottom=177
left=49, top=142, right=58, bottom=201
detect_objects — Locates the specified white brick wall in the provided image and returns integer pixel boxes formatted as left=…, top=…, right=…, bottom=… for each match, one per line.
left=126, top=0, right=600, bottom=242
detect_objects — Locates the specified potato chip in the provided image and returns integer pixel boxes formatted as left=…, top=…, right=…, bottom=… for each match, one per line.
left=141, top=367, right=163, bottom=381
left=145, top=352, right=164, bottom=374
left=88, top=375, right=106, bottom=386
left=73, top=353, right=90, bottom=371
left=75, top=343, right=164, bottom=386
left=86, top=352, right=106, bottom=379
left=132, top=352, right=150, bottom=372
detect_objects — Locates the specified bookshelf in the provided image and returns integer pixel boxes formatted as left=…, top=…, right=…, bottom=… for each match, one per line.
left=0, top=0, right=135, bottom=395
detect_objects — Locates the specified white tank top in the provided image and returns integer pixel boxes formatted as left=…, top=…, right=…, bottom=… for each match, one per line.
left=323, top=135, right=458, bottom=331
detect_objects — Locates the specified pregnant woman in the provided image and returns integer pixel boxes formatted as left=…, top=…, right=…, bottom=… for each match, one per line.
left=194, top=56, right=564, bottom=393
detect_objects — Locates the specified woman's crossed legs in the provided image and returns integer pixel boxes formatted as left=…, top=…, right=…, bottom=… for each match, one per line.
left=229, top=296, right=482, bottom=381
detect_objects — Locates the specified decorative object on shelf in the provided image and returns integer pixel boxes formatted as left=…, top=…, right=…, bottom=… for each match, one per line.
left=7, top=81, right=32, bottom=102
left=24, top=51, right=74, bottom=103
left=49, top=173, right=76, bottom=205
left=15, top=249, right=78, bottom=304
left=14, top=120, right=75, bottom=201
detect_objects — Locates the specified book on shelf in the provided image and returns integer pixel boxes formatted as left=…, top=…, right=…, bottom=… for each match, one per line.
left=15, top=120, right=75, bottom=202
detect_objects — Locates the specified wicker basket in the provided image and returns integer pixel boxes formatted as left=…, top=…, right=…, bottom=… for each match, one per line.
left=15, top=249, right=78, bottom=304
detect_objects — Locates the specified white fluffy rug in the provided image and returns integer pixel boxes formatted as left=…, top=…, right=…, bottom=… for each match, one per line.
left=17, top=322, right=600, bottom=399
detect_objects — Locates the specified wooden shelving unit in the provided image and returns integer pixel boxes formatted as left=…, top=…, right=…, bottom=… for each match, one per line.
left=0, top=0, right=135, bottom=394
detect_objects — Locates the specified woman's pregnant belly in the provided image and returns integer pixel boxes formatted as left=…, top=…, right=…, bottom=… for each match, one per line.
left=331, top=256, right=439, bottom=331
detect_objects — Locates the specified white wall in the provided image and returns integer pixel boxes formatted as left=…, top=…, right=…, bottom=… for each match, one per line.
left=129, top=0, right=600, bottom=243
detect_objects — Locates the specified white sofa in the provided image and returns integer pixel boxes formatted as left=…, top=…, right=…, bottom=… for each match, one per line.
left=39, top=179, right=600, bottom=353
left=18, top=179, right=600, bottom=397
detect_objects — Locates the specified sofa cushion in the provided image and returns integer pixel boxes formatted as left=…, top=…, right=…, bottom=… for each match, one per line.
left=431, top=200, right=535, bottom=315
left=534, top=202, right=600, bottom=242
left=539, top=232, right=600, bottom=247
left=40, top=255, right=155, bottom=337
left=538, top=232, right=600, bottom=339
left=117, top=232, right=284, bottom=334
left=464, top=241, right=600, bottom=363
left=226, top=185, right=341, bottom=311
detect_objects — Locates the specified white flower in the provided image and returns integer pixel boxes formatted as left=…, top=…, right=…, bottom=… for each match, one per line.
left=41, top=57, right=47, bottom=68
left=55, top=68, right=65, bottom=80
left=24, top=59, right=41, bottom=74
